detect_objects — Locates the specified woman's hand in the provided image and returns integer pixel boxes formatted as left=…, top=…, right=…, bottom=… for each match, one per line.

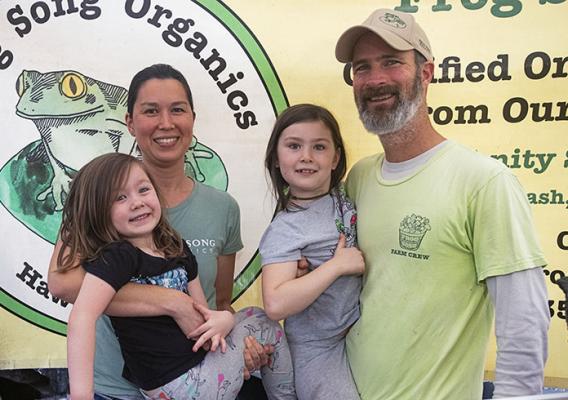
left=188, top=302, right=235, bottom=353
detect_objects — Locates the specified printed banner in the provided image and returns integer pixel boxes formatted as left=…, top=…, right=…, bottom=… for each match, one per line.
left=0, top=0, right=566, bottom=386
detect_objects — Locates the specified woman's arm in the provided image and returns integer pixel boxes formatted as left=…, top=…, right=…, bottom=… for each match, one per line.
left=262, top=235, right=364, bottom=321
left=67, top=273, right=115, bottom=400
left=215, top=253, right=236, bottom=313
left=48, top=240, right=205, bottom=334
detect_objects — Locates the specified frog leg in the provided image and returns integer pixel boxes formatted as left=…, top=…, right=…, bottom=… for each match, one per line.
left=36, top=139, right=72, bottom=211
left=186, top=136, right=217, bottom=182
left=185, top=150, right=213, bottom=182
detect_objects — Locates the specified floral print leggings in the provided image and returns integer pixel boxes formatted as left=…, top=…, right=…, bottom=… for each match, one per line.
left=140, top=307, right=296, bottom=400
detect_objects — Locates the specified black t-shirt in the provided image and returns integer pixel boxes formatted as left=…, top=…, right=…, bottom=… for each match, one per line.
left=84, top=241, right=207, bottom=390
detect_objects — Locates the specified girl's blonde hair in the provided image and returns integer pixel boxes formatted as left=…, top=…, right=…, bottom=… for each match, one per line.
left=57, top=153, right=183, bottom=271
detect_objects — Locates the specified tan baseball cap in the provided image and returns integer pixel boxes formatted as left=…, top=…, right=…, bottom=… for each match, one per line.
left=335, top=9, right=434, bottom=63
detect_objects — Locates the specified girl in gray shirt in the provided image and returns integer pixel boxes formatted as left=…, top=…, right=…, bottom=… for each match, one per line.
left=260, top=104, right=364, bottom=400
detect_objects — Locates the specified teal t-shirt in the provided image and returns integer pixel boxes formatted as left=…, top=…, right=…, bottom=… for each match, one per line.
left=345, top=141, right=545, bottom=400
left=93, top=180, right=243, bottom=397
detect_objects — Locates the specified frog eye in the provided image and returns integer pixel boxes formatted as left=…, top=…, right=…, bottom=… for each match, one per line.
left=60, top=72, right=87, bottom=99
left=16, top=73, right=27, bottom=97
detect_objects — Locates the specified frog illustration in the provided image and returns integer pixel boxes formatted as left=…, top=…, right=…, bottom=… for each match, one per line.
left=14, top=69, right=228, bottom=212
left=15, top=69, right=136, bottom=211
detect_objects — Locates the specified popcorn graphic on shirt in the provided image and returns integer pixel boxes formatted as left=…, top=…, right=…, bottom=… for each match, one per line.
left=399, top=213, right=431, bottom=251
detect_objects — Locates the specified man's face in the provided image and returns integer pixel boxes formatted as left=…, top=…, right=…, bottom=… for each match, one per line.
left=352, top=33, right=424, bottom=135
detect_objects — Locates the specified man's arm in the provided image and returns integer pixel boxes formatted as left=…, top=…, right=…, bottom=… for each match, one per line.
left=487, top=267, right=550, bottom=398
left=47, top=239, right=205, bottom=334
left=215, top=253, right=236, bottom=313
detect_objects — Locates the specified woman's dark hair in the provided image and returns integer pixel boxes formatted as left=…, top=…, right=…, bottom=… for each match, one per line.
left=127, top=64, right=195, bottom=115
left=264, top=103, right=347, bottom=211
left=57, top=153, right=184, bottom=271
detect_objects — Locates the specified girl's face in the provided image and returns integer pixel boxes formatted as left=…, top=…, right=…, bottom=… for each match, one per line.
left=276, top=120, right=339, bottom=199
left=126, top=78, right=194, bottom=169
left=110, top=164, right=162, bottom=248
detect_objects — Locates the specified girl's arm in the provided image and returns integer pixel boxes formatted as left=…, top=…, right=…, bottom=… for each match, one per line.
left=187, top=277, right=235, bottom=353
left=262, top=235, right=364, bottom=321
left=48, top=239, right=205, bottom=336
left=215, top=253, right=236, bottom=313
left=67, top=273, right=116, bottom=400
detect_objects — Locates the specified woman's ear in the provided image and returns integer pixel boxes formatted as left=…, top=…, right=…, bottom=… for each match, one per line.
left=125, top=113, right=135, bottom=136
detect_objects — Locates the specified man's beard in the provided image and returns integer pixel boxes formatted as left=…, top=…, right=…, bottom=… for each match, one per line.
left=356, top=74, right=423, bottom=136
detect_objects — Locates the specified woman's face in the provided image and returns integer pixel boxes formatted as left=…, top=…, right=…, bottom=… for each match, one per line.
left=126, top=78, right=194, bottom=169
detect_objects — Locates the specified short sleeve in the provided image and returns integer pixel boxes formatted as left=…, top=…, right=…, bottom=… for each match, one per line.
left=470, top=170, right=547, bottom=281
left=221, top=195, right=243, bottom=255
left=182, top=240, right=199, bottom=281
left=259, top=215, right=303, bottom=266
left=83, top=242, right=139, bottom=291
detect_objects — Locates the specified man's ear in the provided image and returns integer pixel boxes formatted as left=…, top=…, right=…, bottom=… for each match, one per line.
left=422, top=61, right=435, bottom=85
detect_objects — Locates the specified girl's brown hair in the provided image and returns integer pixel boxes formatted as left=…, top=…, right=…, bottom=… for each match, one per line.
left=264, top=104, right=347, bottom=211
left=57, top=153, right=183, bottom=271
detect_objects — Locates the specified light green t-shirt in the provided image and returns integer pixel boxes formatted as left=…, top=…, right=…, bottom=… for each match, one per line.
left=345, top=141, right=545, bottom=400
left=93, top=180, right=243, bottom=397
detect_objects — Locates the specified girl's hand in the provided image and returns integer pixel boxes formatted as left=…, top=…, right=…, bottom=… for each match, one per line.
left=188, top=302, right=235, bottom=353
left=331, top=234, right=365, bottom=276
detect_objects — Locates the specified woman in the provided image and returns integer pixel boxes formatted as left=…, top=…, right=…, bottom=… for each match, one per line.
left=48, top=64, right=288, bottom=400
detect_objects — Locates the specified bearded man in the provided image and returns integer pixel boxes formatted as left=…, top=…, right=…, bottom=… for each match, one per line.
left=335, top=9, right=550, bottom=400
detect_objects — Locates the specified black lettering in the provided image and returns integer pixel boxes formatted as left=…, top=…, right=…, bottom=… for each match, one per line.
left=465, top=61, right=485, bottom=82
left=201, top=49, right=227, bottom=81
left=0, top=46, right=14, bottom=70
left=7, top=5, right=32, bottom=38
left=429, top=105, right=453, bottom=124
left=31, top=1, right=51, bottom=24
left=217, top=72, right=244, bottom=94
left=550, top=269, right=566, bottom=285
left=551, top=56, right=568, bottom=78
left=79, top=0, right=101, bottom=20
left=124, top=0, right=150, bottom=19
left=437, top=56, right=463, bottom=83
left=558, top=231, right=568, bottom=250
left=525, top=51, right=551, bottom=80
left=147, top=4, right=172, bottom=28
left=163, top=18, right=192, bottom=47
left=235, top=111, right=258, bottom=129
left=16, top=262, right=42, bottom=290
left=37, top=280, right=50, bottom=299
left=51, top=296, right=69, bottom=307
left=52, top=0, right=67, bottom=16
left=487, top=54, right=511, bottom=81
left=502, top=97, right=527, bottom=123
left=184, top=32, right=207, bottom=59
left=453, top=104, right=491, bottom=124
left=66, top=0, right=80, bottom=14
left=227, top=90, right=247, bottom=111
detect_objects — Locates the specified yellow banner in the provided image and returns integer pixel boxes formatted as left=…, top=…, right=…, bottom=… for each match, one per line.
left=0, top=0, right=566, bottom=386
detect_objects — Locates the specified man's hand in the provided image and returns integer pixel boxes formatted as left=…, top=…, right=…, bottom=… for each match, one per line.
left=243, top=336, right=274, bottom=380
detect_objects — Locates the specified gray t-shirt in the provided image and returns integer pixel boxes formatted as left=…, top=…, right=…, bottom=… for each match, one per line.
left=259, top=189, right=361, bottom=343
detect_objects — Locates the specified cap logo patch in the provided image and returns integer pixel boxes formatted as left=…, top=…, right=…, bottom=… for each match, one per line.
left=380, top=13, right=407, bottom=29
